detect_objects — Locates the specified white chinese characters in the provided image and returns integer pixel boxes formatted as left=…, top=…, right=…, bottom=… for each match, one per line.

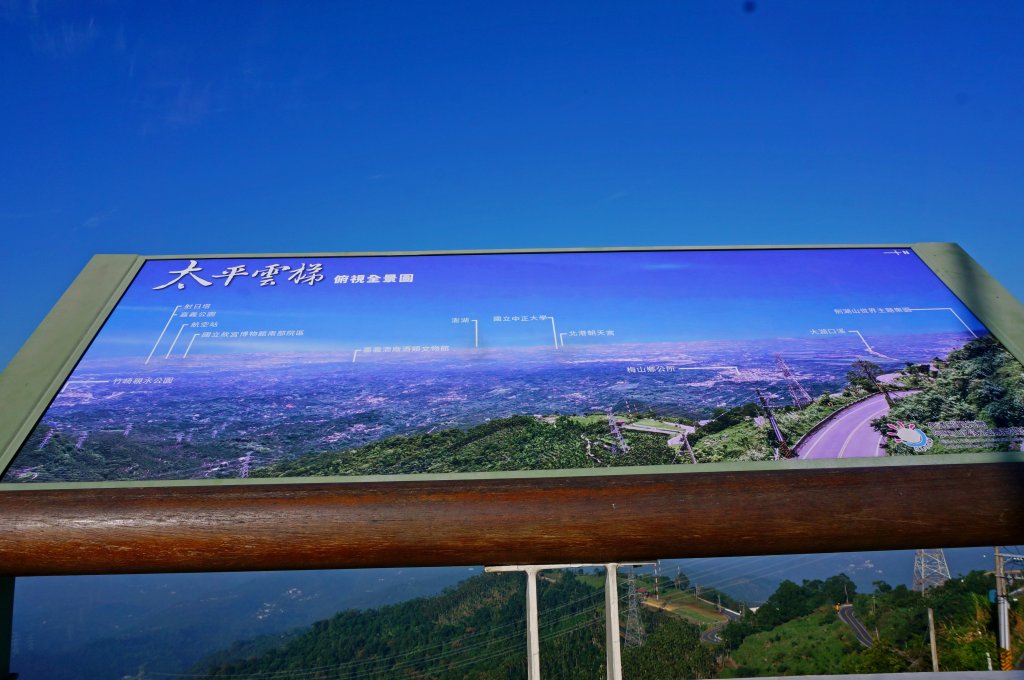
left=154, top=261, right=334, bottom=289
left=332, top=273, right=413, bottom=284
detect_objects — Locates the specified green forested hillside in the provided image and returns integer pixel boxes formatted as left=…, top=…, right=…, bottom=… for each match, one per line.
left=690, top=391, right=873, bottom=463
left=720, top=573, right=858, bottom=649
left=252, top=415, right=678, bottom=477
left=194, top=567, right=1021, bottom=679
left=720, top=569, right=1023, bottom=677
left=252, top=336, right=1024, bottom=478
left=850, top=571, right=1021, bottom=672
left=874, top=335, right=1024, bottom=453
left=198, top=571, right=714, bottom=679
left=723, top=609, right=861, bottom=677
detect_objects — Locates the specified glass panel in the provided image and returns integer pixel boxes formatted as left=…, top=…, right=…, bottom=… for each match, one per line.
left=6, top=248, right=1021, bottom=483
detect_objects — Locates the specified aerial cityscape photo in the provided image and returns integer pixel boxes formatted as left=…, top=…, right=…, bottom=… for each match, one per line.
left=4, top=247, right=1023, bottom=484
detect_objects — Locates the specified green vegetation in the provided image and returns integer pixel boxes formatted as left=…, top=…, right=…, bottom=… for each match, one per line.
left=720, top=574, right=857, bottom=650
left=719, top=569, right=1024, bottom=677
left=253, top=415, right=679, bottom=477
left=722, top=609, right=860, bottom=677
left=690, top=392, right=868, bottom=462
left=198, top=571, right=715, bottom=679
left=653, top=589, right=728, bottom=625
left=688, top=337, right=1024, bottom=463
left=566, top=414, right=610, bottom=426
left=690, top=402, right=762, bottom=442
left=576, top=570, right=730, bottom=627
left=849, top=572, right=1021, bottom=673
left=624, top=615, right=716, bottom=679
left=10, top=427, right=195, bottom=483
left=692, top=418, right=774, bottom=462
left=618, top=430, right=680, bottom=465
left=846, top=359, right=886, bottom=394
left=251, top=336, right=1024, bottom=477
left=873, top=336, right=1024, bottom=454
left=689, top=402, right=773, bottom=462
left=630, top=417, right=691, bottom=431
left=188, top=564, right=1023, bottom=679
left=892, top=362, right=935, bottom=389
left=774, top=392, right=869, bottom=444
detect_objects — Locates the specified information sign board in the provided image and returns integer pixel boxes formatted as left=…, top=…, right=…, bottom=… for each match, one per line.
left=0, top=244, right=1021, bottom=575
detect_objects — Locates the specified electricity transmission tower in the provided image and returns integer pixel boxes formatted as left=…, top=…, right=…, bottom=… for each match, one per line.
left=912, top=549, right=950, bottom=592
left=755, top=389, right=794, bottom=458
left=623, top=567, right=645, bottom=647
left=775, top=353, right=812, bottom=407
left=606, top=408, right=630, bottom=454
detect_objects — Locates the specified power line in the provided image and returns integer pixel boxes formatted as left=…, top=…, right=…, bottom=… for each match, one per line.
left=148, top=551, right=862, bottom=679
left=225, top=594, right=621, bottom=680
left=148, top=581, right=621, bottom=680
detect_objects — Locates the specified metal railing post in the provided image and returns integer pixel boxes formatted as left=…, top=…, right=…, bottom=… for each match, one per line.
left=604, top=563, right=622, bottom=680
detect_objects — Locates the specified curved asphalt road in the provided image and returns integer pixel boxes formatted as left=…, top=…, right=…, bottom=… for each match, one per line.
left=838, top=604, right=874, bottom=647
left=702, top=605, right=872, bottom=646
left=700, top=622, right=725, bottom=644
left=795, top=391, right=916, bottom=460
left=699, top=607, right=741, bottom=644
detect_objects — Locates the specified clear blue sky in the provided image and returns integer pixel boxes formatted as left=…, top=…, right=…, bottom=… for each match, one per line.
left=1, top=1, right=1022, bottom=367
left=86, top=249, right=983, bottom=359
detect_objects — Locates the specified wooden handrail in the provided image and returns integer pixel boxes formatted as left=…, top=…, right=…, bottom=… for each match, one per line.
left=1, top=462, right=1021, bottom=576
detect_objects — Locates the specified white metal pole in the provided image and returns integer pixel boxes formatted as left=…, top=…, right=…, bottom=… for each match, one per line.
left=526, top=567, right=541, bottom=680
left=485, top=562, right=649, bottom=680
left=927, top=607, right=939, bottom=672
left=999, top=599, right=1011, bottom=663
left=605, top=563, right=622, bottom=680
left=995, top=546, right=1013, bottom=670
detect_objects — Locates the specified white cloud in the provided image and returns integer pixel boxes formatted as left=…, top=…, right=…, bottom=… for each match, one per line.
left=31, top=17, right=97, bottom=57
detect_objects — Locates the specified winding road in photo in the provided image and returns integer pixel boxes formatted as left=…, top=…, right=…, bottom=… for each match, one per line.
left=699, top=606, right=741, bottom=644
left=838, top=604, right=874, bottom=647
left=795, top=391, right=917, bottom=459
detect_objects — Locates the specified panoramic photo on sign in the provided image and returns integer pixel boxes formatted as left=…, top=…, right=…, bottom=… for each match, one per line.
left=3, top=247, right=1021, bottom=484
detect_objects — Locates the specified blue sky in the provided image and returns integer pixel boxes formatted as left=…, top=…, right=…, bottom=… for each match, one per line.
left=1, top=1, right=1022, bottom=365
left=86, top=249, right=984, bottom=359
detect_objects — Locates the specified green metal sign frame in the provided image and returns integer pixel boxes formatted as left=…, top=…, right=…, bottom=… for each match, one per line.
left=3, top=242, right=1023, bottom=490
